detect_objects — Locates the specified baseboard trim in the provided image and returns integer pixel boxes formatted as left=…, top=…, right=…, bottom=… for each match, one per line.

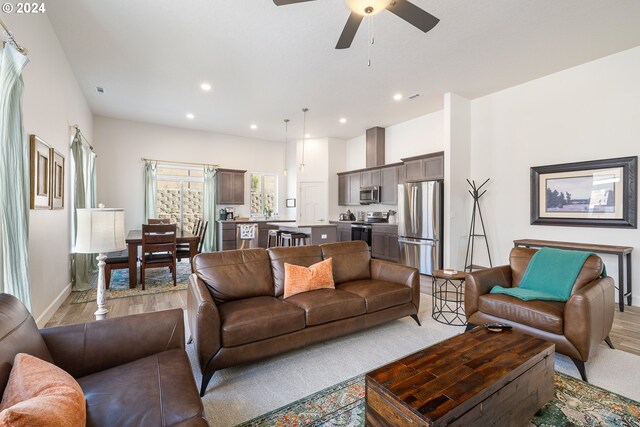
left=36, top=283, right=72, bottom=328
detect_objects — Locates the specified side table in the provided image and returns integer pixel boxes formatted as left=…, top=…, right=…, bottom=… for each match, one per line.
left=431, top=269, right=467, bottom=326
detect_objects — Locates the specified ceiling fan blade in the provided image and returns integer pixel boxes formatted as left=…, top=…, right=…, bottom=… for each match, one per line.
left=273, top=0, right=317, bottom=5
left=335, top=12, right=363, bottom=49
left=386, top=0, right=439, bottom=33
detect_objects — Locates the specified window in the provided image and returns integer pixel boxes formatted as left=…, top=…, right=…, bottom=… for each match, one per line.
left=156, top=165, right=203, bottom=231
left=250, top=173, right=278, bottom=217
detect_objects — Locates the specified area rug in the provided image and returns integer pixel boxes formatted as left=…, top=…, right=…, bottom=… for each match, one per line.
left=237, top=372, right=640, bottom=427
left=70, top=261, right=190, bottom=303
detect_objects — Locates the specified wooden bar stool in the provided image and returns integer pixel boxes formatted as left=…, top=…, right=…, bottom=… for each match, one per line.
left=291, top=232, right=308, bottom=246
left=267, top=229, right=282, bottom=248
left=280, top=232, right=293, bottom=247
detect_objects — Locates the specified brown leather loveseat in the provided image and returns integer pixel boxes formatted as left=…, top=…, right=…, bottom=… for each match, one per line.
left=188, top=240, right=420, bottom=396
left=464, top=247, right=615, bottom=381
left=0, top=293, right=207, bottom=426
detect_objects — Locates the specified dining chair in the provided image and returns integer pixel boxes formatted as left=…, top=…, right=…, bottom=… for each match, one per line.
left=148, top=218, right=171, bottom=225
left=104, top=249, right=130, bottom=288
left=177, top=220, right=208, bottom=263
left=140, top=223, right=177, bottom=290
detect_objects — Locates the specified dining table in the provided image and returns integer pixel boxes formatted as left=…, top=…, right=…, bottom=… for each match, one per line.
left=125, top=229, right=199, bottom=288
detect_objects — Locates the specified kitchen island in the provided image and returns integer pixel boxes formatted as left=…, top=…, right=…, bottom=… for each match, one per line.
left=267, top=222, right=337, bottom=245
left=217, top=219, right=294, bottom=251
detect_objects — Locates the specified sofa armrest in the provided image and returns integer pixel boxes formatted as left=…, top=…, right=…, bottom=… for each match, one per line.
left=564, top=275, right=615, bottom=361
left=464, top=265, right=512, bottom=319
left=370, top=259, right=420, bottom=312
left=188, top=274, right=221, bottom=375
left=40, top=308, right=184, bottom=379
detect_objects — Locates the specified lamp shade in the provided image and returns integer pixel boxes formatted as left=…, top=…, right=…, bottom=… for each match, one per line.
left=75, top=207, right=125, bottom=254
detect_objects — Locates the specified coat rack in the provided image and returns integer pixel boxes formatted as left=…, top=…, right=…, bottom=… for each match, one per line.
left=464, top=178, right=492, bottom=272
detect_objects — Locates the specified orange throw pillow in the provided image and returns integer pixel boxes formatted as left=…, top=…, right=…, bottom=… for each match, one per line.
left=284, top=258, right=335, bottom=298
left=0, top=353, right=86, bottom=427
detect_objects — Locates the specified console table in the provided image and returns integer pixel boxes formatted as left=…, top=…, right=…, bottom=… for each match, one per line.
left=513, top=239, right=633, bottom=312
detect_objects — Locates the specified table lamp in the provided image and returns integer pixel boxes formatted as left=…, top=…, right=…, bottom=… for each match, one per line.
left=75, top=204, right=125, bottom=320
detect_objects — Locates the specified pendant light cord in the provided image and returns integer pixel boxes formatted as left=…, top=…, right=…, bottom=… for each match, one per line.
left=283, top=119, right=289, bottom=175
left=301, top=108, right=308, bottom=169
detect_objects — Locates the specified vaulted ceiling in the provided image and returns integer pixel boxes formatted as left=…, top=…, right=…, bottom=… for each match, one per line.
left=47, top=1, right=640, bottom=141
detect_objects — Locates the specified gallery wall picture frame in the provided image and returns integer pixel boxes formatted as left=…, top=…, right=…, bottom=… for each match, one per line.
left=29, top=135, right=51, bottom=209
left=530, top=156, right=637, bottom=228
left=50, top=148, right=65, bottom=209
left=286, top=198, right=296, bottom=208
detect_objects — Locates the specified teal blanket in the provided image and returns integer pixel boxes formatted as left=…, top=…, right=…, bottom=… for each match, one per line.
left=490, top=248, right=602, bottom=302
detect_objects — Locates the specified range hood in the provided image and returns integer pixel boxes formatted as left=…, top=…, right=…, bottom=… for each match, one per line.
left=366, top=127, right=385, bottom=168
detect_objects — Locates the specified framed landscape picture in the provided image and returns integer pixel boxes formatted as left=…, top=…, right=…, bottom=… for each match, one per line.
left=50, top=148, right=65, bottom=209
left=530, top=156, right=637, bottom=228
left=29, top=135, right=51, bottom=209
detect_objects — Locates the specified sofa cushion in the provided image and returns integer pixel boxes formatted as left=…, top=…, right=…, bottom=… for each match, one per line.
left=77, top=348, right=203, bottom=427
left=284, top=258, right=335, bottom=298
left=337, top=280, right=412, bottom=313
left=285, top=289, right=366, bottom=326
left=0, top=353, right=85, bottom=427
left=478, top=293, right=565, bottom=335
left=268, top=245, right=324, bottom=297
left=193, top=249, right=275, bottom=304
left=218, top=297, right=306, bottom=347
left=320, top=241, right=370, bottom=284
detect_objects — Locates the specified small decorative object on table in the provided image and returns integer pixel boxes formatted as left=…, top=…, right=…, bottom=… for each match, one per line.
left=431, top=268, right=467, bottom=326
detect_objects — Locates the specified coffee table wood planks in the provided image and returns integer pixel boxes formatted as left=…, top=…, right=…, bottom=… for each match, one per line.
left=365, top=327, right=555, bottom=426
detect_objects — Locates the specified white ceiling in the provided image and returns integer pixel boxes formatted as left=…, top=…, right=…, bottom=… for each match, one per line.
left=47, top=1, right=640, bottom=142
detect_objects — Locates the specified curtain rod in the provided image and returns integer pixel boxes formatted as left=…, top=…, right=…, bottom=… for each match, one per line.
left=72, top=125, right=94, bottom=151
left=141, top=157, right=218, bottom=168
left=0, top=18, right=27, bottom=56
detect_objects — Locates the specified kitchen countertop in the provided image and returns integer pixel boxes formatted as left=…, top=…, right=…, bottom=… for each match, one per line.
left=267, top=222, right=337, bottom=228
left=217, top=219, right=295, bottom=223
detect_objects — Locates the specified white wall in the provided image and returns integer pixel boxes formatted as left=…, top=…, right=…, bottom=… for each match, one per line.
left=470, top=46, right=640, bottom=306
left=2, top=14, right=93, bottom=324
left=94, top=117, right=288, bottom=231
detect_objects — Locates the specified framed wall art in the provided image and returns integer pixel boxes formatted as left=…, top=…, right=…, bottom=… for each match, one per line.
left=50, top=148, right=65, bottom=209
left=286, top=198, right=296, bottom=208
left=530, top=156, right=637, bottom=228
left=29, top=135, right=51, bottom=209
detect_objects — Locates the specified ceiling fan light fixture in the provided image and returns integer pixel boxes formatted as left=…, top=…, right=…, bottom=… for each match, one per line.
left=345, top=0, right=392, bottom=16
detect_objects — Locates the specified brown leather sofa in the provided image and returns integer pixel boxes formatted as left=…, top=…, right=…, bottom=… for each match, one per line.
left=0, top=293, right=207, bottom=426
left=188, top=240, right=420, bottom=396
left=464, top=247, right=615, bottom=381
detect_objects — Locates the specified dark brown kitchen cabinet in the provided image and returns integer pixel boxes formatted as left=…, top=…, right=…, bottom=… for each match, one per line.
left=216, top=169, right=246, bottom=205
left=401, top=152, right=444, bottom=182
left=360, top=169, right=380, bottom=187
left=336, top=223, right=352, bottom=242
left=371, top=224, right=399, bottom=263
left=338, top=172, right=361, bottom=206
left=217, top=221, right=237, bottom=251
left=380, top=166, right=399, bottom=205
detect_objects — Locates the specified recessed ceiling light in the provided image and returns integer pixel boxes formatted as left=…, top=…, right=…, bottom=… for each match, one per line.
left=305, top=134, right=311, bottom=138
left=393, top=93, right=403, bottom=101
left=251, top=124, right=258, bottom=130
left=95, top=86, right=105, bottom=94
left=339, top=118, right=347, bottom=124
left=186, top=113, right=195, bottom=120
left=200, top=82, right=212, bottom=91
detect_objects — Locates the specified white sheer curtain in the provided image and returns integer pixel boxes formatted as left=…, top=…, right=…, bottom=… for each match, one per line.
left=70, top=128, right=97, bottom=290
left=0, top=44, right=31, bottom=308
left=202, top=166, right=217, bottom=252
left=144, top=160, right=157, bottom=222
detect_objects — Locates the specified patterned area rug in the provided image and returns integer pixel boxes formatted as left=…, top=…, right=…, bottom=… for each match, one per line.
left=237, top=372, right=640, bottom=427
left=70, top=261, right=191, bottom=304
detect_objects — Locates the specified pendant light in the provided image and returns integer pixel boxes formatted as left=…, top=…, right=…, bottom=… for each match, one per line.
left=283, top=119, right=290, bottom=176
left=300, top=108, right=308, bottom=172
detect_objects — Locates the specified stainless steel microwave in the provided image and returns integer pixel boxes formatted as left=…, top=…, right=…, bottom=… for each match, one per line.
left=359, top=186, right=380, bottom=205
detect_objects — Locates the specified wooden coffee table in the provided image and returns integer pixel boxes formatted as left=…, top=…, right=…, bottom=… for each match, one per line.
left=365, top=327, right=555, bottom=426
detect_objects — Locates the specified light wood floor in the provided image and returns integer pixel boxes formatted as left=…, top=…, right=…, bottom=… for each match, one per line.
left=47, top=281, right=640, bottom=358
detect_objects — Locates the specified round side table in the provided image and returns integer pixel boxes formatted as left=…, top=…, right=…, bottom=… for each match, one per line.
left=431, top=269, right=467, bottom=326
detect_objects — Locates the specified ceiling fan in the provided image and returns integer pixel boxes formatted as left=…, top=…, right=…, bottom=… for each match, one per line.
left=273, top=0, right=439, bottom=49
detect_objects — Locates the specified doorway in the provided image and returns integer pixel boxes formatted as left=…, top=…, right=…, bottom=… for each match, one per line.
left=299, top=181, right=327, bottom=224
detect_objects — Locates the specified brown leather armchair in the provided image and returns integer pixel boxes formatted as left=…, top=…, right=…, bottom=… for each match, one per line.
left=0, top=293, right=207, bottom=426
left=464, top=247, right=615, bottom=381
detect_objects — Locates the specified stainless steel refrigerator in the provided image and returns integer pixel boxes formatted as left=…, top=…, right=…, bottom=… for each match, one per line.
left=397, top=181, right=443, bottom=275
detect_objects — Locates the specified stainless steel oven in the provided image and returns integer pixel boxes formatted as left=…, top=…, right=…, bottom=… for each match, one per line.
left=351, top=223, right=372, bottom=247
